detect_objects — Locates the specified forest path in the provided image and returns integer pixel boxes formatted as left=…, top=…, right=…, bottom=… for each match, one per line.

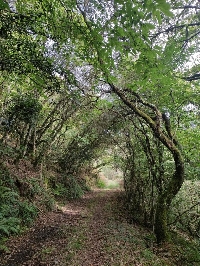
left=0, top=190, right=167, bottom=266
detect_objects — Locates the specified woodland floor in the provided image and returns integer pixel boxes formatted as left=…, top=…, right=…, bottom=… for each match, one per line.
left=0, top=189, right=198, bottom=266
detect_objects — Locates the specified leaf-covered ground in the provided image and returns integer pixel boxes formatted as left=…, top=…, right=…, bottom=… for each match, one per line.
left=0, top=189, right=199, bottom=266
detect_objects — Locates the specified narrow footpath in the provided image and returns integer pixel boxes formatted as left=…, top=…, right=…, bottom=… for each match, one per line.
left=0, top=190, right=175, bottom=266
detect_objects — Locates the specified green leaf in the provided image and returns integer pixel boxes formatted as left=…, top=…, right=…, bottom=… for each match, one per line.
left=0, top=225, right=9, bottom=235
left=117, top=27, right=126, bottom=37
left=0, top=0, right=9, bottom=10
left=154, top=10, right=162, bottom=24
left=157, top=2, right=173, bottom=17
left=161, top=8, right=173, bottom=17
left=145, top=23, right=155, bottom=30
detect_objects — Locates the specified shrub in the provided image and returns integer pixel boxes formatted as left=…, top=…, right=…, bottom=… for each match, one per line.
left=7, top=93, right=42, bottom=124
left=96, top=178, right=107, bottom=189
left=0, top=181, right=38, bottom=240
left=64, top=175, right=84, bottom=199
left=18, top=200, right=38, bottom=226
left=170, top=180, right=200, bottom=238
left=0, top=182, right=21, bottom=248
left=53, top=183, right=68, bottom=197
left=28, top=177, right=55, bottom=210
left=51, top=175, right=85, bottom=199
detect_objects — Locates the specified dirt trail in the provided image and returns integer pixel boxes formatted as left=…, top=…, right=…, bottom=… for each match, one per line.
left=0, top=190, right=169, bottom=266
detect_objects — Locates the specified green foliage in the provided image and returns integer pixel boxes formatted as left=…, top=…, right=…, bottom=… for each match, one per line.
left=59, top=106, right=121, bottom=178
left=0, top=168, right=54, bottom=249
left=0, top=181, right=21, bottom=240
left=96, top=178, right=106, bottom=189
left=0, top=0, right=9, bottom=11
left=170, top=181, right=200, bottom=238
left=95, top=171, right=122, bottom=189
left=27, top=178, right=55, bottom=211
left=7, top=93, right=42, bottom=124
left=171, top=233, right=200, bottom=265
left=107, top=181, right=121, bottom=190
left=51, top=175, right=88, bottom=200
left=41, top=190, right=55, bottom=211
left=0, top=180, right=38, bottom=240
left=177, top=127, right=200, bottom=181
left=53, top=183, right=68, bottom=197
left=0, top=216, right=20, bottom=236
left=18, top=200, right=38, bottom=225
left=63, top=175, right=84, bottom=199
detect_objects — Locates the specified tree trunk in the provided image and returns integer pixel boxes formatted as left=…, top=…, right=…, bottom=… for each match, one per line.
left=155, top=196, right=169, bottom=244
left=155, top=147, right=184, bottom=243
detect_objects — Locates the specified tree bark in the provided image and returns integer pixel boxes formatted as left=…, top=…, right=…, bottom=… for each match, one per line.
left=155, top=196, right=169, bottom=243
left=155, top=150, right=184, bottom=243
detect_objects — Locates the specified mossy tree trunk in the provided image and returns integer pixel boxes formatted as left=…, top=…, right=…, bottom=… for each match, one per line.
left=155, top=196, right=169, bottom=243
left=155, top=150, right=184, bottom=243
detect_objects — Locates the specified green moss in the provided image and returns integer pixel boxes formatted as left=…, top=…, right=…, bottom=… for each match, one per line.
left=155, top=198, right=169, bottom=244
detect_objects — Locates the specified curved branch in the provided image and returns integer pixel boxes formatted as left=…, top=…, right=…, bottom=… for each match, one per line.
left=175, top=6, right=200, bottom=10
left=183, top=73, right=200, bottom=81
left=152, top=22, right=200, bottom=39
